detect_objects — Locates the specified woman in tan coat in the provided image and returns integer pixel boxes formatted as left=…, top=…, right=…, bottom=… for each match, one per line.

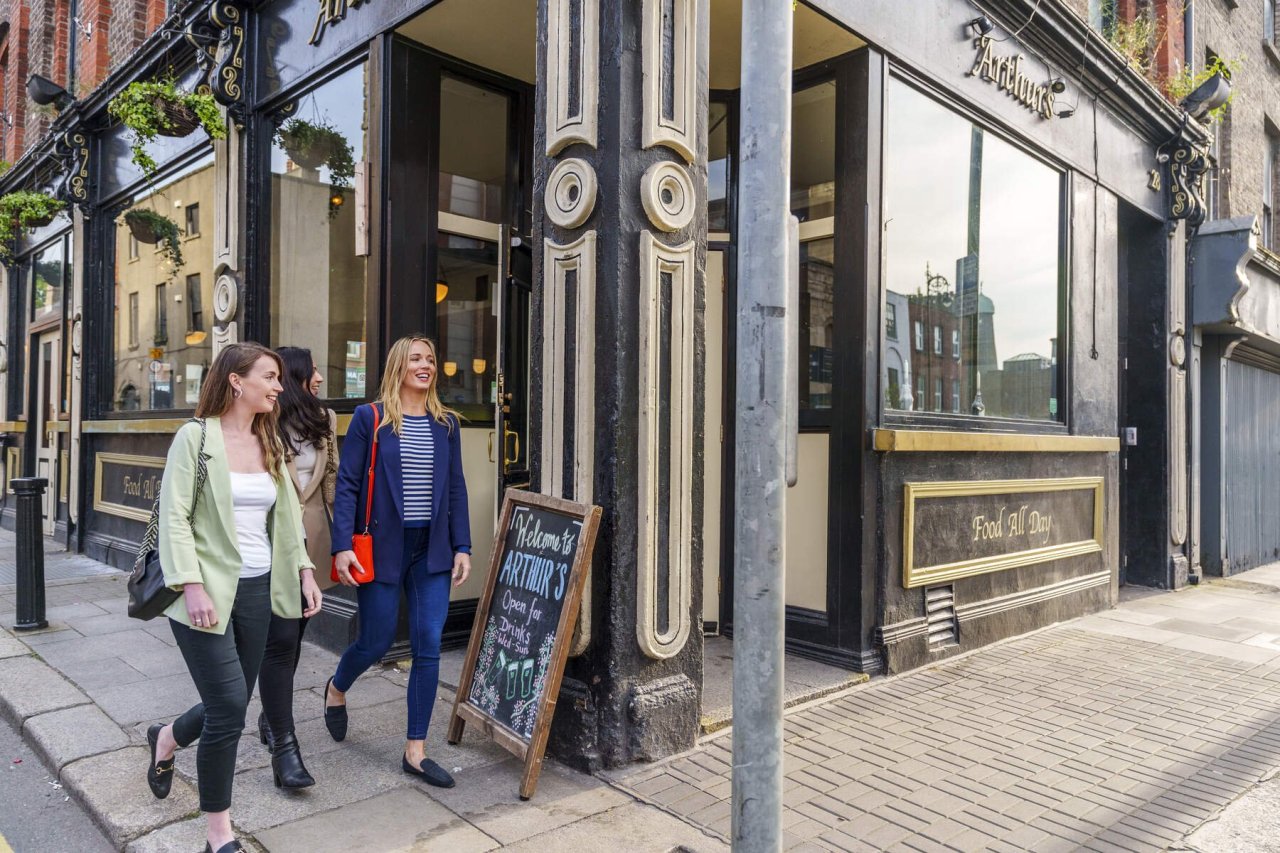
left=254, top=346, right=337, bottom=789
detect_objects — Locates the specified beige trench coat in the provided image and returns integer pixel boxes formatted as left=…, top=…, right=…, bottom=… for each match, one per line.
left=285, top=409, right=338, bottom=591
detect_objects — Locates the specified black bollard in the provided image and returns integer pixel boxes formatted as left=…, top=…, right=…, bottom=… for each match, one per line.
left=12, top=477, right=49, bottom=631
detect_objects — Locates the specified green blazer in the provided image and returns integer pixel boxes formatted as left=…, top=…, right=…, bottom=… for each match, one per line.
left=158, top=417, right=312, bottom=634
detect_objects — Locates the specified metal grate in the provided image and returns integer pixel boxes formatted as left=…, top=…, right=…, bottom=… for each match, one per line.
left=925, top=585, right=959, bottom=649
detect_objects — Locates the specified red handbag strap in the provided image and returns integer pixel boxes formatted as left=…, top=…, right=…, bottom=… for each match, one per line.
left=362, top=404, right=380, bottom=534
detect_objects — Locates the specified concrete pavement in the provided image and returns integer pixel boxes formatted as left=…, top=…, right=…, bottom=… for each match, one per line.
left=4, top=524, right=1280, bottom=850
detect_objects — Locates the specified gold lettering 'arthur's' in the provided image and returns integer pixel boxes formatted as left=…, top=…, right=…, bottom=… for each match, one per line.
left=968, top=36, right=1056, bottom=120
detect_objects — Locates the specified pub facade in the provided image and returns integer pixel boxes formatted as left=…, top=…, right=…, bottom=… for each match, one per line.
left=0, top=0, right=1208, bottom=766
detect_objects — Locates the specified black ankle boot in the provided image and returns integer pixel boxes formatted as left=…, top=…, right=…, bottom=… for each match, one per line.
left=257, top=711, right=273, bottom=748
left=271, top=732, right=315, bottom=789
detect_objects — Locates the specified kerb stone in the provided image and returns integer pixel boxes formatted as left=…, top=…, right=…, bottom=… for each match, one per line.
left=0, top=654, right=90, bottom=726
left=62, top=746, right=200, bottom=846
left=24, top=704, right=130, bottom=769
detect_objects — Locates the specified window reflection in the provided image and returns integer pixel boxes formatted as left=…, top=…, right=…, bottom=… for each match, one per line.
left=31, top=239, right=66, bottom=325
left=113, top=155, right=217, bottom=412
left=436, top=232, right=498, bottom=422
left=439, top=76, right=508, bottom=223
left=883, top=78, right=1062, bottom=422
left=709, top=100, right=731, bottom=232
left=800, top=238, right=834, bottom=412
left=269, top=62, right=369, bottom=400
left=791, top=81, right=836, bottom=222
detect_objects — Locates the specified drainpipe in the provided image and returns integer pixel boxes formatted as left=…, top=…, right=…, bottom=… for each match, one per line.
left=1185, top=0, right=1195, bottom=70
left=733, top=0, right=792, bottom=850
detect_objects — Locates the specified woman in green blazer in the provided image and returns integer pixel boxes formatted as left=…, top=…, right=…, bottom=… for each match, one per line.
left=144, top=342, right=322, bottom=853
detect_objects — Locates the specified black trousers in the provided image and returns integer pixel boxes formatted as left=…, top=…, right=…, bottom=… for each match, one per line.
left=257, top=594, right=310, bottom=737
left=169, top=574, right=272, bottom=813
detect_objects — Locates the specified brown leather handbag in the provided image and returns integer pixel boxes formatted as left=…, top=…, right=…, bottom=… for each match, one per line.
left=331, top=405, right=380, bottom=585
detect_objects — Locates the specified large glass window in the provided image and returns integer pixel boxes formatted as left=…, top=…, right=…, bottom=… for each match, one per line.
left=709, top=100, right=731, bottom=233
left=791, top=81, right=836, bottom=222
left=438, top=76, right=509, bottom=223
left=270, top=62, right=370, bottom=400
left=112, top=154, right=217, bottom=412
left=31, top=238, right=67, bottom=325
left=883, top=78, right=1063, bottom=422
left=799, top=238, right=834, bottom=414
left=435, top=232, right=498, bottom=422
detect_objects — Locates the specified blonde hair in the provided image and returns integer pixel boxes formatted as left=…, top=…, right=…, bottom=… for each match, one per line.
left=195, top=342, right=287, bottom=478
left=376, top=335, right=460, bottom=436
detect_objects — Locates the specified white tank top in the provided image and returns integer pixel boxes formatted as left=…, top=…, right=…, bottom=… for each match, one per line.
left=230, top=471, right=276, bottom=578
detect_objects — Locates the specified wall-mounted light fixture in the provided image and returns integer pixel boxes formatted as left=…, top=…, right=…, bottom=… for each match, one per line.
left=27, top=75, right=74, bottom=110
left=966, top=15, right=995, bottom=37
left=1181, top=71, right=1231, bottom=121
left=443, top=361, right=457, bottom=377
left=72, top=15, right=93, bottom=40
left=472, top=358, right=487, bottom=375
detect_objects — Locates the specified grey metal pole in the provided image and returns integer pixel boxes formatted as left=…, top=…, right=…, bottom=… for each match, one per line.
left=732, top=0, right=792, bottom=849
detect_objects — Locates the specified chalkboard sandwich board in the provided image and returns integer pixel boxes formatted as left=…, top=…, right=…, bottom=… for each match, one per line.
left=447, top=488, right=601, bottom=799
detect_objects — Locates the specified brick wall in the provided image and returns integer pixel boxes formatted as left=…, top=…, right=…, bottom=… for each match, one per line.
left=0, top=0, right=162, bottom=164
left=1193, top=0, right=1280, bottom=241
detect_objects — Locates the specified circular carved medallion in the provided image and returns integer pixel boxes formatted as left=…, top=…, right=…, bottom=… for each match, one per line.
left=544, top=158, right=597, bottom=229
left=640, top=161, right=695, bottom=232
left=213, top=273, right=239, bottom=323
left=1169, top=334, right=1186, bottom=367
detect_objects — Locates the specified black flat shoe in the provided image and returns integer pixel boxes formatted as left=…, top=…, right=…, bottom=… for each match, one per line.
left=402, top=754, right=455, bottom=788
left=271, top=732, right=316, bottom=789
left=257, top=710, right=272, bottom=748
left=145, top=723, right=174, bottom=800
left=203, top=841, right=244, bottom=853
left=323, top=677, right=347, bottom=742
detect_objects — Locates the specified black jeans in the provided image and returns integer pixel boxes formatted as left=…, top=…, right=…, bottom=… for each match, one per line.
left=169, top=574, right=272, bottom=813
left=257, top=594, right=310, bottom=737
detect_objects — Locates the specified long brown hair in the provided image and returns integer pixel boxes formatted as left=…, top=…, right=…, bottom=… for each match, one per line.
left=196, top=342, right=287, bottom=477
left=376, top=335, right=460, bottom=436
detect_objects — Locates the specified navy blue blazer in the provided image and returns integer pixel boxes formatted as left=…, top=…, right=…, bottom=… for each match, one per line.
left=331, top=403, right=471, bottom=585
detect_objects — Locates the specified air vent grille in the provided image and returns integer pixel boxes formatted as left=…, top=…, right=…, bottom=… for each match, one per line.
left=925, top=585, right=959, bottom=649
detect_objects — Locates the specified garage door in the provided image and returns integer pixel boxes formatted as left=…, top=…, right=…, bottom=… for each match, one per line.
left=1222, top=356, right=1280, bottom=573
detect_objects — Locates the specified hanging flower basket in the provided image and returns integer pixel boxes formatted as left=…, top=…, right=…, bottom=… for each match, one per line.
left=274, top=118, right=355, bottom=219
left=0, top=190, right=66, bottom=259
left=123, top=209, right=185, bottom=271
left=154, top=98, right=202, bottom=138
left=107, top=77, right=227, bottom=181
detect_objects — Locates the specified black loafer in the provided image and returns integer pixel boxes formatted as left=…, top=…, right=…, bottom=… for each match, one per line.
left=323, top=677, right=347, bottom=742
left=402, top=754, right=455, bottom=788
left=146, top=723, right=174, bottom=800
left=203, top=841, right=244, bottom=853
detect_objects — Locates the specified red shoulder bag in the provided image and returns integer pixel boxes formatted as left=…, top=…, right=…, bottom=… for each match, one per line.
left=331, top=404, right=380, bottom=585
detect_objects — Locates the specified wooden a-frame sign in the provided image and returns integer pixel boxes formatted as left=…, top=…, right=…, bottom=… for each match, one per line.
left=448, top=488, right=601, bottom=799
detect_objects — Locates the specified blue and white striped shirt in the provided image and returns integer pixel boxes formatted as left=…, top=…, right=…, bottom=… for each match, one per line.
left=400, top=415, right=435, bottom=526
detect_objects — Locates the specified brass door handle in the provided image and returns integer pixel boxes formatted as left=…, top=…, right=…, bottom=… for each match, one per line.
left=503, top=429, right=520, bottom=468
left=487, top=431, right=496, bottom=464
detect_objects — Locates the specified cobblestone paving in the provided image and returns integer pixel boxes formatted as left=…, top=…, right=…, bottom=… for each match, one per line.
left=616, top=627, right=1280, bottom=852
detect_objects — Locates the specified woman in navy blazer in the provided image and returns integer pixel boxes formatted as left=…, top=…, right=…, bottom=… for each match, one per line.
left=324, top=335, right=471, bottom=788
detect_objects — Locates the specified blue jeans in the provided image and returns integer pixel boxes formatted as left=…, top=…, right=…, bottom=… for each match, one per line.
left=332, top=527, right=452, bottom=740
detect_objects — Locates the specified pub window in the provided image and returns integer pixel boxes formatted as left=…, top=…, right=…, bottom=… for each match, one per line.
left=914, top=320, right=924, bottom=351
left=112, top=153, right=216, bottom=413
left=185, top=203, right=200, bottom=237
left=886, top=301, right=898, bottom=340
left=884, top=76, right=1064, bottom=423
left=30, top=238, right=66, bottom=325
left=709, top=99, right=732, bottom=233
left=186, top=274, right=203, bottom=333
left=436, top=232, right=499, bottom=422
left=932, top=325, right=942, bottom=355
left=269, top=61, right=370, bottom=401
left=887, top=367, right=901, bottom=409
left=439, top=75, right=509, bottom=223
left=127, top=292, right=139, bottom=348
left=154, top=283, right=168, bottom=345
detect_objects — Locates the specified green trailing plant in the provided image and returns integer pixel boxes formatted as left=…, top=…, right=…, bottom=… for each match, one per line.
left=275, top=118, right=355, bottom=219
left=1166, top=55, right=1240, bottom=125
left=0, top=190, right=66, bottom=257
left=123, top=208, right=185, bottom=271
left=107, top=77, right=226, bottom=180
